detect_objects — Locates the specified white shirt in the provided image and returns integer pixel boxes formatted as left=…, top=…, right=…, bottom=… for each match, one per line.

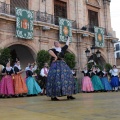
left=40, top=68, right=49, bottom=77
left=109, top=69, right=118, bottom=76
left=54, top=47, right=61, bottom=52
left=97, top=68, right=100, bottom=73
left=25, top=66, right=29, bottom=71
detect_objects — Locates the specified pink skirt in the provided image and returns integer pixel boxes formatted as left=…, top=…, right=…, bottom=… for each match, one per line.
left=0, top=75, right=14, bottom=95
left=82, top=76, right=94, bottom=92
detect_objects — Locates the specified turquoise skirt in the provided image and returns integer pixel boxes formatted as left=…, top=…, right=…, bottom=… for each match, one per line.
left=91, top=75, right=104, bottom=91
left=26, top=77, right=42, bottom=95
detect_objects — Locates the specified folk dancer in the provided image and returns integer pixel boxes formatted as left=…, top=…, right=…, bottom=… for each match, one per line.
left=100, top=68, right=112, bottom=91
left=91, top=66, right=104, bottom=92
left=13, top=60, right=28, bottom=97
left=46, top=37, right=76, bottom=101
left=26, top=64, right=42, bottom=96
left=81, top=67, right=94, bottom=92
left=0, top=61, right=14, bottom=97
left=109, top=65, right=119, bottom=92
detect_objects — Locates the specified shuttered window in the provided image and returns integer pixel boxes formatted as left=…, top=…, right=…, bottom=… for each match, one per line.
left=88, top=10, right=98, bottom=32
left=54, top=0, right=67, bottom=18
left=10, top=0, right=28, bottom=15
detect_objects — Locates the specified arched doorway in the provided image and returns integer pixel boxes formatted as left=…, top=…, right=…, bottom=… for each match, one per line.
left=88, top=54, right=106, bottom=68
left=8, top=44, right=36, bottom=69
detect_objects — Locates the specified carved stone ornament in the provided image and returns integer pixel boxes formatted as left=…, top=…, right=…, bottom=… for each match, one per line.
left=86, top=0, right=101, bottom=8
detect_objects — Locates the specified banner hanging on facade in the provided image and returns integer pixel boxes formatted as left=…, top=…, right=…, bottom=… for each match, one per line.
left=16, top=7, right=34, bottom=39
left=94, top=26, right=105, bottom=47
left=59, top=18, right=72, bottom=42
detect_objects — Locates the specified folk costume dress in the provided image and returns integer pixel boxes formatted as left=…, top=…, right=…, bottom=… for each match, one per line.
left=13, top=65, right=28, bottom=95
left=81, top=70, right=94, bottom=92
left=46, top=45, right=75, bottom=97
left=91, top=71, right=104, bottom=91
left=26, top=70, right=42, bottom=95
left=0, top=67, right=14, bottom=96
left=100, top=71, right=112, bottom=91
left=109, top=69, right=119, bottom=91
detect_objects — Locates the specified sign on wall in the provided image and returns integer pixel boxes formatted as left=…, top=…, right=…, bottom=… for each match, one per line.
left=94, top=26, right=105, bottom=47
left=16, top=7, right=34, bottom=39
left=59, top=18, right=72, bottom=42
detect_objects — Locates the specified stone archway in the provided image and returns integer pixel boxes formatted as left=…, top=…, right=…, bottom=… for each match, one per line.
left=8, top=44, right=36, bottom=69
left=88, top=54, right=106, bottom=67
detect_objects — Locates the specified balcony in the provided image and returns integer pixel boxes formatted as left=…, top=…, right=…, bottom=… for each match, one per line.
left=81, top=24, right=108, bottom=36
left=0, top=2, right=76, bottom=29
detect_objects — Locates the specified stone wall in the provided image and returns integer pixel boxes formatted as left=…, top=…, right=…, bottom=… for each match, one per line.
left=0, top=0, right=117, bottom=82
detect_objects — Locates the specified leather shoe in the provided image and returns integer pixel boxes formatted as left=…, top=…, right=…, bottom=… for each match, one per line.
left=67, top=96, right=75, bottom=100
left=51, top=97, right=59, bottom=101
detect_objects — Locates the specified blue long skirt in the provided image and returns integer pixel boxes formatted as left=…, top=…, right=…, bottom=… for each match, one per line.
left=101, top=77, right=112, bottom=91
left=91, top=75, right=104, bottom=91
left=110, top=76, right=119, bottom=87
left=46, top=60, right=75, bottom=97
left=26, top=77, right=42, bottom=95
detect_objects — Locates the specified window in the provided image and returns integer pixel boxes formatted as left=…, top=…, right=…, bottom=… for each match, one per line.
left=10, top=0, right=28, bottom=15
left=116, top=44, right=120, bottom=51
left=117, top=52, right=120, bottom=58
left=88, top=10, right=98, bottom=32
left=54, top=0, right=67, bottom=25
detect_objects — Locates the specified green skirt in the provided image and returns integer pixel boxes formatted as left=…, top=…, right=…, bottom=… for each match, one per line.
left=91, top=75, right=104, bottom=91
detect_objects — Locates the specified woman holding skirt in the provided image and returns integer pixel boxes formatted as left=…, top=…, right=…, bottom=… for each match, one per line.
left=13, top=60, right=28, bottom=96
left=91, top=66, right=104, bottom=92
left=100, top=68, right=112, bottom=91
left=46, top=37, right=75, bottom=101
left=26, top=65, right=42, bottom=95
left=81, top=67, right=94, bottom=92
left=0, top=61, right=14, bottom=98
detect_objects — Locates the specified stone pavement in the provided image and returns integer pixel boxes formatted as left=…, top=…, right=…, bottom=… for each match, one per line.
left=0, top=92, right=120, bottom=120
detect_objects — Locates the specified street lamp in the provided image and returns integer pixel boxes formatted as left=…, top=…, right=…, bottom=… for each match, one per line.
left=85, top=48, right=90, bottom=58
left=85, top=46, right=101, bottom=63
left=96, top=50, right=101, bottom=58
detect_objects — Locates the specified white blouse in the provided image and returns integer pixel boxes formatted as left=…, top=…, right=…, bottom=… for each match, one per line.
left=109, top=68, right=119, bottom=76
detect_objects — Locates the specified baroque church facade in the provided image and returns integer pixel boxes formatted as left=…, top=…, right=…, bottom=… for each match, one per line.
left=0, top=0, right=117, bottom=78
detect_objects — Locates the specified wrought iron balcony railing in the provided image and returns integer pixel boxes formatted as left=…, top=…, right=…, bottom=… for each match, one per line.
left=0, top=2, right=76, bottom=29
left=82, top=24, right=108, bottom=35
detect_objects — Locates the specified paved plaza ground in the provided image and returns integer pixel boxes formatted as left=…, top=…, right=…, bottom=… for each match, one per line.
left=0, top=92, right=120, bottom=120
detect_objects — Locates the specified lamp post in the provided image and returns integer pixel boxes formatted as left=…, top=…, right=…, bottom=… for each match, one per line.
left=85, top=48, right=90, bottom=59
left=85, top=45, right=101, bottom=64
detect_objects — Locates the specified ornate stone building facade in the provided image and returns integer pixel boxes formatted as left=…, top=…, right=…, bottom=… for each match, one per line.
left=0, top=0, right=117, bottom=79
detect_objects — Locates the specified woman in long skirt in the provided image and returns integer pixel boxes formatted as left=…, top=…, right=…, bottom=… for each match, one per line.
left=0, top=61, right=14, bottom=97
left=13, top=60, right=28, bottom=96
left=91, top=66, right=104, bottom=92
left=26, top=64, right=42, bottom=95
left=100, top=68, right=112, bottom=91
left=109, top=65, right=119, bottom=91
left=81, top=67, right=94, bottom=92
left=46, top=37, right=75, bottom=101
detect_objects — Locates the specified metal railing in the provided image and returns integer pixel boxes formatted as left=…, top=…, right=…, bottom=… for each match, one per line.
left=0, top=2, right=76, bottom=29
left=86, top=24, right=108, bottom=35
